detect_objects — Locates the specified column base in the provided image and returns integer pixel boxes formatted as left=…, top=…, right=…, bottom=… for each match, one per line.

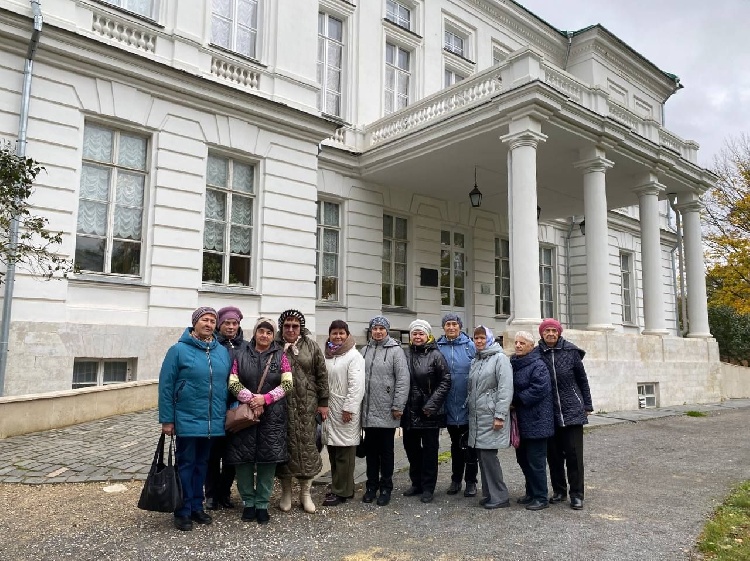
left=686, top=332, right=713, bottom=339
left=641, top=329, right=669, bottom=336
left=585, top=323, right=615, bottom=332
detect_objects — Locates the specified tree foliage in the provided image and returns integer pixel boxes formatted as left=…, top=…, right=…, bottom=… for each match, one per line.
left=708, top=305, right=750, bottom=363
left=0, top=140, right=72, bottom=283
left=703, top=134, right=750, bottom=313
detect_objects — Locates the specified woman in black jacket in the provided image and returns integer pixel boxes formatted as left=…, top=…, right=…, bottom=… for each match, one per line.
left=401, top=319, right=451, bottom=504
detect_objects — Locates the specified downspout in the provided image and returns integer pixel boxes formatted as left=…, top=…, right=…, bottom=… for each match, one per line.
left=668, top=195, right=689, bottom=336
left=564, top=217, right=576, bottom=326
left=563, top=32, right=573, bottom=71
left=0, top=1, right=43, bottom=396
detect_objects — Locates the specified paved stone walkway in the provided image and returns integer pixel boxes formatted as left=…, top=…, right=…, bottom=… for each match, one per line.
left=0, top=399, right=748, bottom=485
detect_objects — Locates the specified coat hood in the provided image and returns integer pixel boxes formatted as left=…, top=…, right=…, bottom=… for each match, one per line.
left=436, top=331, right=472, bottom=346
left=365, top=335, right=402, bottom=349
left=476, top=341, right=503, bottom=358
left=538, top=336, right=586, bottom=360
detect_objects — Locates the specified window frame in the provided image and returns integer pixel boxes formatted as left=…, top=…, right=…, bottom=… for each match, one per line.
left=317, top=11, right=345, bottom=118
left=316, top=200, right=342, bottom=303
left=637, top=382, right=658, bottom=409
left=385, top=0, right=412, bottom=31
left=98, top=0, right=160, bottom=21
left=620, top=251, right=636, bottom=325
left=444, top=67, right=466, bottom=87
left=202, top=153, right=256, bottom=287
left=382, top=213, right=409, bottom=308
left=539, top=245, right=556, bottom=319
left=444, top=29, right=465, bottom=58
left=209, top=0, right=260, bottom=60
left=494, top=237, right=510, bottom=317
left=384, top=41, right=412, bottom=115
left=72, top=358, right=134, bottom=389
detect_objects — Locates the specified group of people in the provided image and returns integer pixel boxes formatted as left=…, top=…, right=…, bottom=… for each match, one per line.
left=158, top=306, right=593, bottom=531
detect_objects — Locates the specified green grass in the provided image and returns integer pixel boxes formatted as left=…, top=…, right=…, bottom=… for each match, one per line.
left=437, top=451, right=452, bottom=464
left=686, top=410, right=708, bottom=417
left=697, top=480, right=750, bottom=560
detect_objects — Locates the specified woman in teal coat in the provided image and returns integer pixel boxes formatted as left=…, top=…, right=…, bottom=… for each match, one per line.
left=158, top=307, right=231, bottom=532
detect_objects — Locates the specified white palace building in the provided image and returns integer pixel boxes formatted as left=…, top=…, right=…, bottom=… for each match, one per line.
left=1, top=0, right=739, bottom=409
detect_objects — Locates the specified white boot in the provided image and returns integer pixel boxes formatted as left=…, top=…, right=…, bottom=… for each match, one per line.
left=279, top=477, right=292, bottom=512
left=299, top=478, right=316, bottom=513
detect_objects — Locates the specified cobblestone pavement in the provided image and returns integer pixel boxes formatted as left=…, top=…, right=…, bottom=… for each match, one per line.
left=0, top=399, right=748, bottom=485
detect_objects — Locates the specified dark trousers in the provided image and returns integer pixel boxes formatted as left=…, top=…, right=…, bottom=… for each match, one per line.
left=446, top=424, right=478, bottom=484
left=515, top=437, right=549, bottom=502
left=205, top=436, right=236, bottom=501
left=364, top=427, right=396, bottom=492
left=327, top=445, right=356, bottom=498
left=402, top=428, right=440, bottom=493
left=174, top=436, right=212, bottom=517
left=547, top=424, right=585, bottom=499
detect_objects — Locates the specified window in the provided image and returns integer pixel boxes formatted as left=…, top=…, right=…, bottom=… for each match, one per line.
left=72, top=359, right=132, bottom=389
left=385, top=43, right=410, bottom=114
left=620, top=252, right=634, bottom=324
left=492, top=48, right=506, bottom=66
left=203, top=155, right=254, bottom=285
left=211, top=0, right=259, bottom=59
left=385, top=0, right=411, bottom=30
left=75, top=123, right=147, bottom=276
left=638, top=383, right=657, bottom=408
left=317, top=13, right=344, bottom=117
left=102, top=0, right=156, bottom=18
left=316, top=201, right=340, bottom=301
left=440, top=230, right=466, bottom=308
left=444, top=29, right=465, bottom=57
left=495, top=238, right=510, bottom=316
left=444, top=68, right=465, bottom=87
left=539, top=246, right=555, bottom=318
left=383, top=214, right=408, bottom=307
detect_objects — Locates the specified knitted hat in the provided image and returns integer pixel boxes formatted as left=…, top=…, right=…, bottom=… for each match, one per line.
left=409, top=319, right=433, bottom=339
left=217, top=306, right=243, bottom=326
left=254, top=316, right=277, bottom=335
left=539, top=318, right=563, bottom=336
left=441, top=313, right=463, bottom=328
left=278, top=309, right=306, bottom=331
left=369, top=315, right=391, bottom=331
left=192, top=306, right=217, bottom=326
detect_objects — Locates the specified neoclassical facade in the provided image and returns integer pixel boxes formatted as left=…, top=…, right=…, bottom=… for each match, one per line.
left=0, top=0, right=722, bottom=409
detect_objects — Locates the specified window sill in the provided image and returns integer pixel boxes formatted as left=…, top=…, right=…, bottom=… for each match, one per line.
left=382, top=18, right=423, bottom=40
left=316, top=301, right=345, bottom=310
left=87, top=0, right=164, bottom=28
left=443, top=48, right=475, bottom=66
left=199, top=284, right=260, bottom=296
left=382, top=306, right=416, bottom=315
left=69, top=273, right=146, bottom=288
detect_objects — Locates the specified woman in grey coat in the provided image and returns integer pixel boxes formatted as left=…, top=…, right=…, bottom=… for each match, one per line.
left=467, top=325, right=513, bottom=509
left=360, top=316, right=410, bottom=506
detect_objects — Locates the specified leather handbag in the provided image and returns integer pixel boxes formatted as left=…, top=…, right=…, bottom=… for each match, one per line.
left=225, top=356, right=272, bottom=432
left=137, top=433, right=183, bottom=513
left=510, top=410, right=520, bottom=449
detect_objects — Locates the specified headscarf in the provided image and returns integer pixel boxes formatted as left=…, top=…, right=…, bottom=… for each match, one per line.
left=192, top=306, right=217, bottom=326
left=279, top=309, right=306, bottom=355
left=538, top=318, right=563, bottom=336
left=475, top=325, right=496, bottom=348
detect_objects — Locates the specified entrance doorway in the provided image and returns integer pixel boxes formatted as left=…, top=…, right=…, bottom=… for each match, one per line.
left=440, top=229, right=469, bottom=324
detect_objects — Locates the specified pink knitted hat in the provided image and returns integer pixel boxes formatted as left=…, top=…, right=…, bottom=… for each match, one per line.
left=538, top=318, right=563, bottom=336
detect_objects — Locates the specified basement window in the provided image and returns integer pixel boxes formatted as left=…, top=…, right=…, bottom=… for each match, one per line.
left=73, top=358, right=135, bottom=389
left=637, top=383, right=658, bottom=409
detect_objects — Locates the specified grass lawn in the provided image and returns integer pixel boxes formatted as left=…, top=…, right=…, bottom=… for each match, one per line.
left=697, top=480, right=750, bottom=560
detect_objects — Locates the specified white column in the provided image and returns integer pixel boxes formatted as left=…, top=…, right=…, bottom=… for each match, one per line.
left=676, top=195, right=712, bottom=337
left=574, top=147, right=614, bottom=331
left=634, top=176, right=668, bottom=335
left=500, top=116, right=547, bottom=328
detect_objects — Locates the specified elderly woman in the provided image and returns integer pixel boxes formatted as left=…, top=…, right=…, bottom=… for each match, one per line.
left=321, top=320, right=365, bottom=506
left=467, top=325, right=513, bottom=510
left=158, top=307, right=231, bottom=532
left=510, top=331, right=554, bottom=511
left=360, top=315, right=409, bottom=507
left=401, top=319, right=451, bottom=504
left=275, top=309, right=329, bottom=513
left=226, top=317, right=293, bottom=525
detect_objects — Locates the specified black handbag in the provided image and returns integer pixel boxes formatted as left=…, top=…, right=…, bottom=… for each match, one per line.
left=137, top=434, right=183, bottom=513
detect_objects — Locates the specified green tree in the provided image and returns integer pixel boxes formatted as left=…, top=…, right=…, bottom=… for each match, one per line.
left=0, top=141, right=72, bottom=282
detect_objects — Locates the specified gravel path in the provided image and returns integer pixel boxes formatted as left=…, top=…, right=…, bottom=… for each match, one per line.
left=0, top=406, right=748, bottom=560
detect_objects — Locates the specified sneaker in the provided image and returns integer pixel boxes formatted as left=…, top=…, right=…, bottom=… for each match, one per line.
left=402, top=486, right=422, bottom=497
left=446, top=481, right=461, bottom=495
left=463, top=482, right=477, bottom=497
left=190, top=511, right=212, bottom=525
left=376, top=489, right=392, bottom=506
left=241, top=506, right=256, bottom=521
left=362, top=488, right=377, bottom=503
left=174, top=516, right=193, bottom=531
left=420, top=491, right=434, bottom=503
left=256, top=508, right=271, bottom=524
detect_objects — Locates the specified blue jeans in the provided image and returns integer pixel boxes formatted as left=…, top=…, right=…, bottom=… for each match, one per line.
left=515, top=437, right=549, bottom=502
left=174, top=436, right=212, bottom=517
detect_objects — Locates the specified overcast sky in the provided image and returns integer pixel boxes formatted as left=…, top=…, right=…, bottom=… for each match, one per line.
left=519, top=0, right=750, bottom=168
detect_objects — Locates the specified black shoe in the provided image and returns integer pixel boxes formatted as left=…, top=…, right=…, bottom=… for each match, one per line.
left=219, top=497, right=235, bottom=509
left=403, top=486, right=423, bottom=497
left=362, top=488, right=377, bottom=503
left=517, top=495, right=533, bottom=504
left=420, top=491, right=434, bottom=503
left=549, top=493, right=567, bottom=504
left=376, top=490, right=391, bottom=506
left=256, top=508, right=270, bottom=524
left=322, top=493, right=346, bottom=506
left=241, top=506, right=256, bottom=521
left=463, top=482, right=477, bottom=497
left=526, top=499, right=549, bottom=511
left=174, top=516, right=193, bottom=531
left=479, top=497, right=490, bottom=506
left=484, top=500, right=511, bottom=510
left=190, top=511, right=212, bottom=525
left=570, top=497, right=584, bottom=510
left=446, top=481, right=461, bottom=495
left=205, top=497, right=218, bottom=511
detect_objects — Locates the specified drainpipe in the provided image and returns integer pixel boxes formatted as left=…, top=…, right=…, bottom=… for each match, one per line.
left=564, top=216, right=576, bottom=326
left=563, top=32, right=573, bottom=71
left=0, top=1, right=43, bottom=396
left=668, top=194, right=688, bottom=336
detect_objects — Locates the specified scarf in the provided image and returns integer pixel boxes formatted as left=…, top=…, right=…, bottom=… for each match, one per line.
left=284, top=335, right=302, bottom=356
left=325, top=334, right=355, bottom=358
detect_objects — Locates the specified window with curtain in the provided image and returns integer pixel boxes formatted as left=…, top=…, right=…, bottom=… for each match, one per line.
left=539, top=246, right=555, bottom=318
left=316, top=201, right=340, bottom=302
left=620, top=252, right=634, bottom=323
left=317, top=12, right=344, bottom=117
left=385, top=0, right=412, bottom=30
left=383, top=214, right=408, bottom=307
left=495, top=238, right=510, bottom=316
left=444, top=29, right=465, bottom=57
left=385, top=43, right=411, bottom=114
left=211, top=0, right=259, bottom=59
left=102, top=0, right=156, bottom=18
left=203, top=154, right=254, bottom=286
left=75, top=123, right=147, bottom=276
left=72, top=359, right=131, bottom=389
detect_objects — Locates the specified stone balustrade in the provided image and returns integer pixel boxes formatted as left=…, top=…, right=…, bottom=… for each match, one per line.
left=210, top=56, right=262, bottom=90
left=92, top=11, right=156, bottom=53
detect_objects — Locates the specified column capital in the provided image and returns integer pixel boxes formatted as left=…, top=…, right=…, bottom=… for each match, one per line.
left=573, top=156, right=614, bottom=174
left=674, top=199, right=703, bottom=213
left=500, top=129, right=548, bottom=151
left=633, top=181, right=665, bottom=198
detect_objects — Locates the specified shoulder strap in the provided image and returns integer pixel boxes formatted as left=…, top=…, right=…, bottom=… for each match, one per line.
left=256, top=356, right=273, bottom=393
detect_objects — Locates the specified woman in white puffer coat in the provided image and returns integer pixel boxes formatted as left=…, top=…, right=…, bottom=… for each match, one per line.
left=322, top=320, right=365, bottom=506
